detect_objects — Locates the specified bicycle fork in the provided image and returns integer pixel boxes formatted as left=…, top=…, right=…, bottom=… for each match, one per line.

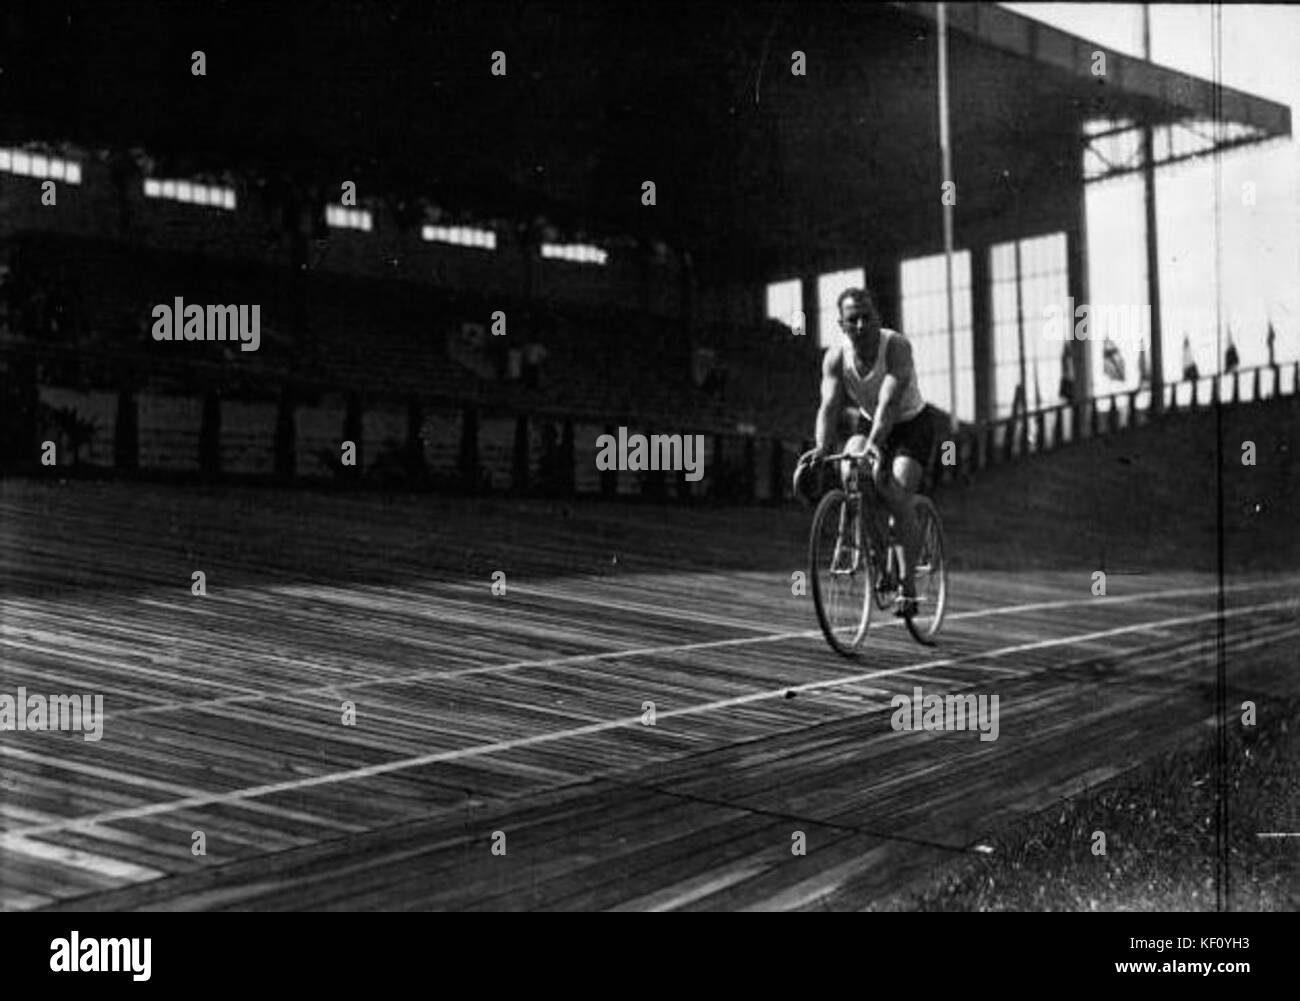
left=831, top=495, right=863, bottom=574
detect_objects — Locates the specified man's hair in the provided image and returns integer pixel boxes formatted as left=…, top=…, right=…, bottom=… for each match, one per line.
left=837, top=287, right=876, bottom=317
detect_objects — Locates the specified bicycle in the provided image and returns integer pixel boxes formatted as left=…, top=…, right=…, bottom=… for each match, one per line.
left=800, top=449, right=948, bottom=656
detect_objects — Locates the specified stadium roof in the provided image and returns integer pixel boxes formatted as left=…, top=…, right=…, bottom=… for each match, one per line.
left=904, top=3, right=1291, bottom=138
left=2, top=1, right=1289, bottom=284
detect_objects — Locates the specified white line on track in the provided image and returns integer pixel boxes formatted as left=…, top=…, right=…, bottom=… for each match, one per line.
left=279, top=579, right=789, bottom=636
left=104, top=577, right=1299, bottom=721
left=0, top=744, right=370, bottom=834
left=7, top=596, right=1293, bottom=840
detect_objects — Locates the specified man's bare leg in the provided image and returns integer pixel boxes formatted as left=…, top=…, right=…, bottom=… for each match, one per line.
left=873, top=455, right=922, bottom=602
left=841, top=433, right=870, bottom=488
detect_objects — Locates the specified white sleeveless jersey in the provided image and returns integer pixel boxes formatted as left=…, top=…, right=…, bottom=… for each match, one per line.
left=840, top=328, right=925, bottom=423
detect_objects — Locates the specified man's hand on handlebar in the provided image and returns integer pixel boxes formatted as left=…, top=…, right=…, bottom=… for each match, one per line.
left=792, top=447, right=825, bottom=503
left=798, top=446, right=826, bottom=468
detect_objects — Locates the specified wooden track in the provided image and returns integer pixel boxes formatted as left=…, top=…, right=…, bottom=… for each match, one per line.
left=1, top=478, right=1297, bottom=911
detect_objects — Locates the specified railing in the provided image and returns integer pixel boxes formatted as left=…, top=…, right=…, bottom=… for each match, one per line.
left=0, top=337, right=786, bottom=501
left=4, top=336, right=1298, bottom=504
left=930, top=361, right=1300, bottom=490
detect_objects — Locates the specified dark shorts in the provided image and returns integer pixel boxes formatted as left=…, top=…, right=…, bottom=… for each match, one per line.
left=852, top=404, right=939, bottom=464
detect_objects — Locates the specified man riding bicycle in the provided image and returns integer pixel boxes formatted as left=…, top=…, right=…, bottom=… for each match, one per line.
left=794, top=286, right=938, bottom=616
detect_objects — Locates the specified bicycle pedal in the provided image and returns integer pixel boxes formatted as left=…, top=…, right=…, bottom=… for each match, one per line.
left=892, top=597, right=918, bottom=618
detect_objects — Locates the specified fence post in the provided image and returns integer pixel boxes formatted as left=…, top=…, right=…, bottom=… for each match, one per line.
left=274, top=384, right=296, bottom=476
left=460, top=406, right=481, bottom=493
left=711, top=433, right=727, bottom=500
left=406, top=398, right=427, bottom=480
left=743, top=434, right=757, bottom=503
left=600, top=422, right=617, bottom=497
left=199, top=390, right=221, bottom=476
left=511, top=413, right=530, bottom=494
left=769, top=438, right=784, bottom=502
left=343, top=390, right=363, bottom=481
left=114, top=388, right=138, bottom=471
left=640, top=425, right=666, bottom=500
left=560, top=419, right=576, bottom=497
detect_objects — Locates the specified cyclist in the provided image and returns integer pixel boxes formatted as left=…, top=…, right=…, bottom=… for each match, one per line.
left=794, top=287, right=937, bottom=616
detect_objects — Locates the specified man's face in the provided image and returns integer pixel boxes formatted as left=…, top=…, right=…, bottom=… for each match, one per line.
left=839, top=297, right=879, bottom=357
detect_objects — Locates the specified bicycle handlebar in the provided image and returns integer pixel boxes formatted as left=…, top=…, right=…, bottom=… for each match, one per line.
left=807, top=450, right=877, bottom=465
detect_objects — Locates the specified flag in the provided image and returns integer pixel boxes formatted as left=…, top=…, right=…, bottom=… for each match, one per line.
left=1267, top=320, right=1277, bottom=366
left=1224, top=329, right=1239, bottom=373
left=1058, top=344, right=1075, bottom=402
left=1181, top=335, right=1198, bottom=380
left=1102, top=337, right=1125, bottom=381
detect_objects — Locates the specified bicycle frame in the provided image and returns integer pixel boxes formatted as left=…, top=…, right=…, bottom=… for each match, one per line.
left=823, top=450, right=895, bottom=581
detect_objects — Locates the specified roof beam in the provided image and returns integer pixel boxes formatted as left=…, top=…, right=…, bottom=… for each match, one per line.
left=894, top=2, right=1291, bottom=138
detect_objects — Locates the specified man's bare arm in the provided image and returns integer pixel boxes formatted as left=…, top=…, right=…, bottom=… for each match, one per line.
left=813, top=345, right=845, bottom=452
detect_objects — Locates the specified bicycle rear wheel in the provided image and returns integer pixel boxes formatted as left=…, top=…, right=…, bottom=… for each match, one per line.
left=809, top=488, right=875, bottom=656
left=904, top=495, right=948, bottom=644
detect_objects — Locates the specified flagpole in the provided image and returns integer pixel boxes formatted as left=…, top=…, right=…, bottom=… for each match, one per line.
left=1141, top=3, right=1165, bottom=409
left=937, top=2, right=958, bottom=429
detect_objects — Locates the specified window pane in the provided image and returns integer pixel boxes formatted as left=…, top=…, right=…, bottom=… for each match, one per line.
left=900, top=251, right=974, bottom=421
left=765, top=279, right=802, bottom=333
left=990, top=233, right=1069, bottom=418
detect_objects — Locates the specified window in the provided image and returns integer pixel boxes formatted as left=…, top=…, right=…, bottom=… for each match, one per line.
left=765, top=279, right=803, bottom=334
left=143, top=177, right=236, bottom=210
left=325, top=205, right=372, bottom=231
left=816, top=268, right=865, bottom=348
left=899, top=251, right=975, bottom=422
left=422, top=224, right=497, bottom=250
left=0, top=147, right=83, bottom=185
left=990, top=233, right=1068, bottom=418
left=541, top=242, right=607, bottom=265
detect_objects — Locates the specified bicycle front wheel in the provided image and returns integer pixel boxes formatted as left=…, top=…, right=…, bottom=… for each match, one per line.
left=809, top=488, right=874, bottom=657
left=904, top=495, right=948, bottom=645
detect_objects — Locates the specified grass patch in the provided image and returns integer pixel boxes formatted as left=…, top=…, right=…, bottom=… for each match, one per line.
left=885, top=697, right=1300, bottom=911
